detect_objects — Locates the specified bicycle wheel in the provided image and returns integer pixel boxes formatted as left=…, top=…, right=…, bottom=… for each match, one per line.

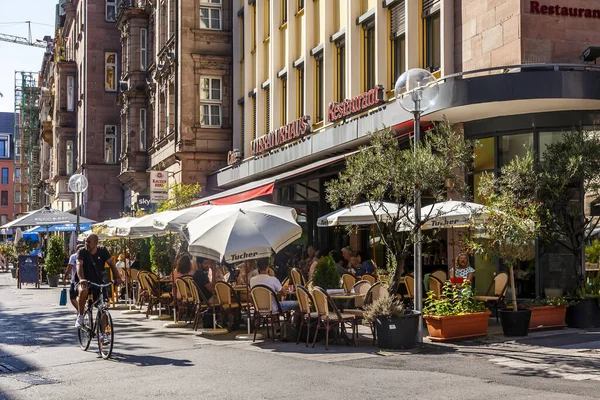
left=77, top=308, right=93, bottom=351
left=97, top=309, right=114, bottom=359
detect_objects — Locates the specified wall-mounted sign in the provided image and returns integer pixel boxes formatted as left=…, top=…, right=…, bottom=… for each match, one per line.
left=137, top=195, right=151, bottom=210
left=327, top=85, right=384, bottom=124
left=250, top=115, right=311, bottom=156
left=529, top=1, right=600, bottom=18
left=227, top=149, right=243, bottom=166
left=150, top=171, right=168, bottom=204
left=150, top=192, right=168, bottom=203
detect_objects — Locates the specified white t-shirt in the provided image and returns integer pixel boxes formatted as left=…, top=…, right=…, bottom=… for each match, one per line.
left=250, top=274, right=282, bottom=311
left=69, top=253, right=78, bottom=283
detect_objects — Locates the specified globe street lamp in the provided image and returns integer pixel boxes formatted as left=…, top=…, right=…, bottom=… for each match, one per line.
left=395, top=68, right=439, bottom=343
left=68, top=174, right=89, bottom=239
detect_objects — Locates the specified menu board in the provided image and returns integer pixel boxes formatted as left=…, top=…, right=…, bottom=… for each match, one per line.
left=18, top=255, right=40, bottom=288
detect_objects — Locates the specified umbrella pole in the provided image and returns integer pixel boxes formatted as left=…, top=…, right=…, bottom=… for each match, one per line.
left=122, top=237, right=140, bottom=315
left=200, top=260, right=228, bottom=336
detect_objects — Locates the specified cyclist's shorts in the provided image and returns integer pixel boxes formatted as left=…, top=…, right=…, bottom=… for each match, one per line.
left=69, top=283, right=77, bottom=300
left=75, top=283, right=108, bottom=304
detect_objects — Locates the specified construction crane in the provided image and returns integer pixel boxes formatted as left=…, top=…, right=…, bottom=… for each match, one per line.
left=0, top=21, right=46, bottom=48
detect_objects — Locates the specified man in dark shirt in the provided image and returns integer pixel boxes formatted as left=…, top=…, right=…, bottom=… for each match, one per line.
left=192, top=257, right=215, bottom=302
left=75, top=234, right=121, bottom=328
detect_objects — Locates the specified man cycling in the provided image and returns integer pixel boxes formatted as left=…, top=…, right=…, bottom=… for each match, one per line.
left=75, top=234, right=122, bottom=328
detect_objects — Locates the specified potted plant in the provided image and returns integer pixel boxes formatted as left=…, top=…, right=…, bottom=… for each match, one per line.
left=45, top=235, right=65, bottom=287
left=422, top=281, right=490, bottom=341
left=150, top=235, right=172, bottom=276
left=364, top=290, right=420, bottom=349
left=585, top=239, right=600, bottom=271
left=311, top=255, right=341, bottom=290
left=521, top=297, right=568, bottom=331
left=565, top=274, right=600, bottom=328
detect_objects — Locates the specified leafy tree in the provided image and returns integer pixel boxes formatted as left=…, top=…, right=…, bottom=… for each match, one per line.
left=537, top=128, right=600, bottom=285
left=150, top=235, right=172, bottom=276
left=325, top=122, right=473, bottom=292
left=467, top=151, right=540, bottom=311
left=157, top=183, right=202, bottom=212
left=45, top=235, right=66, bottom=276
left=312, top=255, right=341, bottom=290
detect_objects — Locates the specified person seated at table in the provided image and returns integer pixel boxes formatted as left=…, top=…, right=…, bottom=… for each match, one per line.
left=341, top=247, right=357, bottom=275
left=329, top=250, right=346, bottom=276
left=450, top=253, right=475, bottom=282
left=129, top=253, right=141, bottom=270
left=236, top=260, right=258, bottom=286
left=171, top=254, right=194, bottom=300
left=304, top=246, right=316, bottom=266
left=250, top=258, right=297, bottom=313
left=193, top=257, right=216, bottom=302
left=354, top=251, right=375, bottom=277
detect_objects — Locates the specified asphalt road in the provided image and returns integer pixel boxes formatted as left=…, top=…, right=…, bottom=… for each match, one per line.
left=0, top=273, right=599, bottom=400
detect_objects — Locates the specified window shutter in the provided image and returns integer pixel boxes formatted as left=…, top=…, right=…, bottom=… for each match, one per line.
left=390, top=0, right=405, bottom=38
left=423, top=0, right=440, bottom=17
left=265, top=86, right=271, bottom=134
left=241, top=104, right=245, bottom=157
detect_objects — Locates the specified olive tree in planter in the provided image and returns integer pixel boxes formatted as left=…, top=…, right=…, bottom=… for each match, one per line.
left=468, top=151, right=541, bottom=337
left=45, top=235, right=66, bottom=287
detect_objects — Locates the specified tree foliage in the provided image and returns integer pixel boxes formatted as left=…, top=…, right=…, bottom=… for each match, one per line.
left=45, top=235, right=66, bottom=276
left=157, top=183, right=202, bottom=212
left=150, top=235, right=172, bottom=276
left=312, top=255, right=341, bottom=290
left=325, top=121, right=473, bottom=290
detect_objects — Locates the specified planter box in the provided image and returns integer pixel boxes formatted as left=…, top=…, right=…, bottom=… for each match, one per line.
left=424, top=311, right=491, bottom=342
left=528, top=305, right=567, bottom=331
left=375, top=311, right=421, bottom=350
left=566, top=298, right=600, bottom=329
left=500, top=309, right=531, bottom=336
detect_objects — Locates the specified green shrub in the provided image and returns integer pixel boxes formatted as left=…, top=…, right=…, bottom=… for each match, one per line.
left=423, top=281, right=488, bottom=316
left=363, top=290, right=405, bottom=324
left=45, top=235, right=65, bottom=276
left=586, top=240, right=600, bottom=263
left=311, top=255, right=340, bottom=290
left=150, top=235, right=171, bottom=276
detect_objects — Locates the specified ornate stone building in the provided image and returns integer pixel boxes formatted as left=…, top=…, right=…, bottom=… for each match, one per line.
left=116, top=0, right=233, bottom=211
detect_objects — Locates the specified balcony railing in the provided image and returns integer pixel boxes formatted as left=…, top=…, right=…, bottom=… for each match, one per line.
left=117, top=0, right=148, bottom=20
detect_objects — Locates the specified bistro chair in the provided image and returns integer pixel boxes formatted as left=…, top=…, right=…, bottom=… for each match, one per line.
left=290, top=268, right=305, bottom=287
left=431, top=269, right=447, bottom=283
left=474, top=272, right=509, bottom=322
left=404, top=275, right=415, bottom=301
left=428, top=275, right=444, bottom=298
left=141, top=273, right=172, bottom=319
left=311, top=286, right=358, bottom=350
left=136, top=271, right=149, bottom=307
left=250, top=284, right=283, bottom=342
left=215, top=281, right=245, bottom=331
left=129, top=268, right=139, bottom=300
left=295, top=285, right=318, bottom=347
left=343, top=280, right=372, bottom=318
left=183, top=277, right=211, bottom=330
left=175, top=277, right=194, bottom=322
left=361, top=274, right=377, bottom=285
left=341, top=274, right=356, bottom=293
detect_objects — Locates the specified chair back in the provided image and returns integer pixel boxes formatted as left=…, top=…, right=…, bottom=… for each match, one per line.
left=175, top=277, right=190, bottom=300
left=311, top=287, right=330, bottom=316
left=251, top=284, right=280, bottom=313
left=215, top=281, right=234, bottom=306
left=361, top=274, right=376, bottom=285
left=290, top=268, right=305, bottom=286
left=223, top=272, right=231, bottom=283
left=183, top=276, right=210, bottom=305
left=136, top=271, right=148, bottom=290
left=129, top=268, right=139, bottom=282
left=296, top=285, right=312, bottom=314
left=141, top=273, right=160, bottom=297
left=431, top=269, right=447, bottom=282
left=352, top=280, right=371, bottom=308
left=365, top=281, right=386, bottom=305
left=306, top=279, right=313, bottom=290
left=494, top=272, right=509, bottom=296
left=341, top=274, right=356, bottom=293
left=404, top=275, right=415, bottom=299
left=429, top=276, right=443, bottom=298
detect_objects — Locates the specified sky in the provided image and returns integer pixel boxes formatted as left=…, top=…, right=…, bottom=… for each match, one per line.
left=0, top=0, right=57, bottom=113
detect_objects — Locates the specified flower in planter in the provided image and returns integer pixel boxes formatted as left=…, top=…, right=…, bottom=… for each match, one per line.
left=423, top=281, right=488, bottom=317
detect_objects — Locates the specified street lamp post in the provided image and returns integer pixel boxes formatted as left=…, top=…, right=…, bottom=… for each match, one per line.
left=395, top=68, right=439, bottom=344
left=68, top=174, right=89, bottom=239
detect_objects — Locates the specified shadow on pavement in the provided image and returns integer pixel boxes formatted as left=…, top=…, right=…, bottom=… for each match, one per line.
left=109, top=353, right=194, bottom=367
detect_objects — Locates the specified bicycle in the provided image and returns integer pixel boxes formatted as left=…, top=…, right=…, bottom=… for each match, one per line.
left=77, top=281, right=115, bottom=359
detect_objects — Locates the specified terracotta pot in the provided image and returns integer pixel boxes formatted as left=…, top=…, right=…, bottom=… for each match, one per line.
left=424, top=311, right=491, bottom=342
left=528, top=305, right=567, bottom=331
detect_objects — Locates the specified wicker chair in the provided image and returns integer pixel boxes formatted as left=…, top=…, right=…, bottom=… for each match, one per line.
left=295, top=285, right=318, bottom=347
left=474, top=272, right=509, bottom=322
left=311, top=286, right=358, bottom=350
left=129, top=268, right=139, bottom=300
left=290, top=268, right=305, bottom=287
left=341, top=274, right=356, bottom=293
left=183, top=277, right=210, bottom=330
left=431, top=269, right=447, bottom=283
left=428, top=275, right=444, bottom=298
left=343, top=280, right=372, bottom=318
left=250, top=284, right=283, bottom=342
left=136, top=271, right=149, bottom=307
left=175, top=277, right=194, bottom=322
left=404, top=275, right=415, bottom=300
left=361, top=274, right=377, bottom=285
left=215, top=281, right=245, bottom=331
left=141, top=273, right=172, bottom=319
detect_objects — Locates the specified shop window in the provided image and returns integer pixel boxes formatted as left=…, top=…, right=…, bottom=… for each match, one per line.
left=281, top=75, right=287, bottom=125
left=1, top=191, right=7, bottom=207
left=363, top=22, right=375, bottom=91
left=539, top=131, right=567, bottom=162
left=499, top=133, right=533, bottom=167
left=200, top=0, right=222, bottom=30
left=474, top=137, right=495, bottom=171
left=1, top=168, right=7, bottom=185
left=297, top=64, right=304, bottom=118
left=104, top=125, right=117, bottom=164
left=105, top=0, right=116, bottom=22
left=140, top=109, right=147, bottom=151
left=390, top=1, right=406, bottom=84
left=66, top=140, right=74, bottom=175
left=105, top=52, right=117, bottom=92
left=424, top=11, right=441, bottom=72
left=200, top=77, right=222, bottom=127
left=335, top=40, right=345, bottom=101
left=0, top=135, right=8, bottom=158
left=67, top=76, right=75, bottom=111
left=315, top=52, right=323, bottom=123
left=140, top=28, right=148, bottom=71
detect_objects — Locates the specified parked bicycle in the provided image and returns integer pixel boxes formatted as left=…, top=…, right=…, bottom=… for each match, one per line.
left=77, top=281, right=115, bottom=359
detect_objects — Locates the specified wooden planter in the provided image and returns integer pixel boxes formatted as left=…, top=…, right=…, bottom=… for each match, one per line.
left=529, top=305, right=567, bottom=331
left=424, top=311, right=491, bottom=342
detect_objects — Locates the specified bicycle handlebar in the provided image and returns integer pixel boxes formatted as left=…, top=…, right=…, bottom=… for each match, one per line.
left=87, top=281, right=115, bottom=289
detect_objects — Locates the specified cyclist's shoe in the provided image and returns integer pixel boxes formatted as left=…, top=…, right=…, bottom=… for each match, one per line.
left=100, top=333, right=111, bottom=345
left=75, top=314, right=84, bottom=328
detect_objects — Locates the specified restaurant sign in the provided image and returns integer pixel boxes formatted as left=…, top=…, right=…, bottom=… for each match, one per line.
left=149, top=171, right=168, bottom=204
left=227, top=149, right=243, bottom=166
left=327, top=85, right=384, bottom=124
left=250, top=115, right=311, bottom=156
left=529, top=1, right=600, bottom=18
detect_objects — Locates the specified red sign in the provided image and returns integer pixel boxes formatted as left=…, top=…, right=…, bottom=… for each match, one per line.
left=250, top=116, right=311, bottom=156
left=227, top=149, right=242, bottom=166
left=530, top=1, right=600, bottom=18
left=327, top=85, right=384, bottom=124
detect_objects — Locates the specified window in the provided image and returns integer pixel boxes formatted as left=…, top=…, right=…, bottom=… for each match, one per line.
left=251, top=94, right=257, bottom=140
left=1, top=191, right=7, bottom=207
left=0, top=136, right=8, bottom=158
left=140, top=28, right=148, bottom=71
left=14, top=168, right=20, bottom=181
left=105, top=52, right=117, bottom=92
left=297, top=65, right=304, bottom=117
left=66, top=140, right=74, bottom=175
left=104, top=125, right=117, bottom=164
left=424, top=12, right=441, bottom=72
left=265, top=85, right=271, bottom=134
left=363, top=22, right=375, bottom=90
left=315, top=53, right=323, bottom=123
left=1, top=168, right=8, bottom=185
left=240, top=103, right=245, bottom=154
left=390, top=1, right=406, bottom=82
left=14, top=139, right=20, bottom=157
left=265, top=0, right=270, bottom=38
left=140, top=108, right=147, bottom=151
left=298, top=0, right=304, bottom=11
left=14, top=191, right=20, bottom=204
left=67, top=75, right=75, bottom=111
left=0, top=215, right=6, bottom=226
left=105, top=0, right=116, bottom=22
left=281, top=75, right=287, bottom=125
left=499, top=133, right=533, bottom=167
left=281, top=0, right=287, bottom=24
left=200, top=0, right=222, bottom=30
left=335, top=41, right=345, bottom=101
left=200, top=77, right=222, bottom=127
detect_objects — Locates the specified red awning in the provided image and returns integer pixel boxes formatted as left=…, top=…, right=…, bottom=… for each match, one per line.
left=204, top=183, right=274, bottom=205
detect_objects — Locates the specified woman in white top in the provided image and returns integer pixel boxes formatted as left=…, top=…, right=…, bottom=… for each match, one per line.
left=450, top=253, right=475, bottom=282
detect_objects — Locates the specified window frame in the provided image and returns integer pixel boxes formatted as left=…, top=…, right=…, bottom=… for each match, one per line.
left=199, top=76, right=223, bottom=127
left=1, top=168, right=8, bottom=185
left=104, top=125, right=118, bottom=164
left=199, top=0, right=223, bottom=30
left=105, top=0, right=117, bottom=22
left=0, top=191, right=8, bottom=207
left=140, top=108, right=147, bottom=151
left=391, top=34, right=406, bottom=84
left=281, top=74, right=287, bottom=126
left=424, top=11, right=441, bottom=72
left=67, top=75, right=75, bottom=111
left=363, top=22, right=375, bottom=91
left=14, top=191, right=20, bottom=204
left=314, top=52, right=324, bottom=123
left=105, top=52, right=118, bottom=92
left=14, top=139, right=20, bottom=157
left=297, top=64, right=304, bottom=118
left=140, top=28, right=148, bottom=71
left=335, top=40, right=345, bottom=102
left=14, top=168, right=20, bottom=182
left=0, top=136, right=8, bottom=158
left=66, top=140, right=74, bottom=175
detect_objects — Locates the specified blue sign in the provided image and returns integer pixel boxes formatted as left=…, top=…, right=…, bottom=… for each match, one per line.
left=26, top=223, right=91, bottom=233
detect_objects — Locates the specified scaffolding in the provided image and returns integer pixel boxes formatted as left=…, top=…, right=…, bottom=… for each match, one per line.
left=14, top=71, right=41, bottom=214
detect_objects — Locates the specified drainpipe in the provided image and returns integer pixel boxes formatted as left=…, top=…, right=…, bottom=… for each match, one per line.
left=174, top=0, right=179, bottom=175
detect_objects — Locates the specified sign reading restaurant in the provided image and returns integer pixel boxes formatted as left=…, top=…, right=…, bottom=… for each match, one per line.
left=328, top=85, right=384, bottom=124
left=529, top=1, right=600, bottom=18
left=250, top=115, right=311, bottom=156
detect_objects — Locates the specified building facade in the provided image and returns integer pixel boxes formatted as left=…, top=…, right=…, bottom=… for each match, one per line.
left=0, top=112, right=16, bottom=225
left=115, top=0, right=233, bottom=212
left=205, top=0, right=600, bottom=296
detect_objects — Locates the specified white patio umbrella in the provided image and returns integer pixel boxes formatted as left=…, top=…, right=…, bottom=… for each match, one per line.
left=317, top=201, right=409, bottom=227
left=1, top=206, right=95, bottom=229
left=152, top=206, right=213, bottom=232
left=91, top=217, right=137, bottom=239
left=115, top=214, right=163, bottom=238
